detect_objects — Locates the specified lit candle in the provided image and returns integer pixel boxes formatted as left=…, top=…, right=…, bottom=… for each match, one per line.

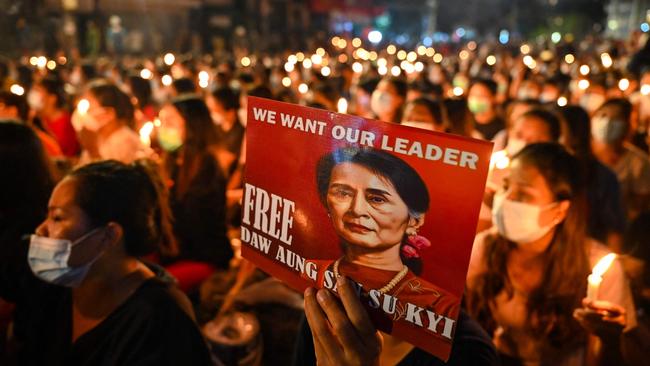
left=490, top=150, right=510, bottom=170
left=586, top=253, right=616, bottom=301
left=337, top=98, right=348, bottom=114
left=139, top=121, right=154, bottom=148
left=77, top=99, right=90, bottom=114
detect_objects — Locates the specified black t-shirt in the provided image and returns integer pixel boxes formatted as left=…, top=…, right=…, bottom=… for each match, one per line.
left=0, top=239, right=213, bottom=366
left=292, top=309, right=499, bottom=366
left=474, top=117, right=505, bottom=141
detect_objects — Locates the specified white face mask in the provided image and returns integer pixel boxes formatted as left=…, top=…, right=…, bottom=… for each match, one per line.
left=505, top=137, right=526, bottom=157
left=492, top=192, right=560, bottom=244
left=591, top=116, right=626, bottom=143
left=28, top=228, right=104, bottom=287
left=517, top=88, right=537, bottom=101
left=539, top=93, right=557, bottom=104
left=69, top=70, right=82, bottom=86
left=27, top=90, right=44, bottom=111
left=370, top=90, right=395, bottom=118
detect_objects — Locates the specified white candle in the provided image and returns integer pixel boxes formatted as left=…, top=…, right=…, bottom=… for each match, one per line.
left=337, top=98, right=348, bottom=114
left=586, top=274, right=602, bottom=301
left=139, top=121, right=154, bottom=148
left=586, top=253, right=616, bottom=302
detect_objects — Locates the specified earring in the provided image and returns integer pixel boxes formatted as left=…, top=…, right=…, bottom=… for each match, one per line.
left=406, top=228, right=417, bottom=236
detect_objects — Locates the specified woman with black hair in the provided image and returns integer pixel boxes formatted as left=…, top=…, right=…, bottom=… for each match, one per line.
left=29, top=76, right=80, bottom=157
left=557, top=105, right=626, bottom=250
left=158, top=95, right=234, bottom=275
left=0, top=159, right=212, bottom=365
left=74, top=80, right=151, bottom=165
left=467, top=143, right=636, bottom=366
left=370, top=78, right=407, bottom=123
left=401, top=97, right=447, bottom=132
left=206, top=87, right=245, bottom=160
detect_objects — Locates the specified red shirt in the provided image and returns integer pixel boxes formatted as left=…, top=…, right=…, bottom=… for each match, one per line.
left=34, top=128, right=63, bottom=158
left=44, top=112, right=80, bottom=157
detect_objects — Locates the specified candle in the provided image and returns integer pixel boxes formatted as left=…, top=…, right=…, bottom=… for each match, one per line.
left=337, top=98, right=348, bottom=114
left=490, top=150, right=510, bottom=170
left=586, top=253, right=616, bottom=301
left=139, top=121, right=154, bottom=148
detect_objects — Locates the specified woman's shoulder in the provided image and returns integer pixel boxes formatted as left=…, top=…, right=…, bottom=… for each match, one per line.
left=466, top=227, right=499, bottom=286
left=110, top=276, right=199, bottom=335
left=100, top=278, right=213, bottom=365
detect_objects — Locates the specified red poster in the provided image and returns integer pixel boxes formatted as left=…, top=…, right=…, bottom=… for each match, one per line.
left=241, top=97, right=493, bottom=361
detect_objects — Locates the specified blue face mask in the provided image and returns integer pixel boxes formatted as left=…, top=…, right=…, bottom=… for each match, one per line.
left=28, top=228, right=104, bottom=287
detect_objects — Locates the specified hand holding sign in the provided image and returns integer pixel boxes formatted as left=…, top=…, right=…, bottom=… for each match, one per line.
left=304, top=276, right=382, bottom=366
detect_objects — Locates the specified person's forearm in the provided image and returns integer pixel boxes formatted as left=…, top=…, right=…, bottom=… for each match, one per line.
left=597, top=336, right=625, bottom=366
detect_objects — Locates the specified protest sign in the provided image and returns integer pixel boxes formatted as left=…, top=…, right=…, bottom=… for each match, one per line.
left=241, top=96, right=492, bottom=360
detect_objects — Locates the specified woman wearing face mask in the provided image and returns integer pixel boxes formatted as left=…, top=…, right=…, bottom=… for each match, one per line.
left=206, top=87, right=245, bottom=161
left=401, top=97, right=447, bottom=132
left=370, top=78, right=407, bottom=123
left=158, top=96, right=234, bottom=280
left=467, top=143, right=637, bottom=366
left=591, top=98, right=650, bottom=220
left=557, top=105, right=626, bottom=250
left=29, top=76, right=80, bottom=157
left=352, top=77, right=379, bottom=119
left=467, top=79, right=505, bottom=141
left=0, top=160, right=212, bottom=365
left=73, top=80, right=151, bottom=166
left=578, top=82, right=607, bottom=116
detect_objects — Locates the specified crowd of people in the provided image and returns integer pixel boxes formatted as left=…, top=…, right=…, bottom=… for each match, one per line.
left=1, top=26, right=650, bottom=365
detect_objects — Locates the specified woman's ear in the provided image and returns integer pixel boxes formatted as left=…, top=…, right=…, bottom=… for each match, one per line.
left=554, top=200, right=571, bottom=224
left=407, top=214, right=426, bottom=231
left=104, top=222, right=124, bottom=248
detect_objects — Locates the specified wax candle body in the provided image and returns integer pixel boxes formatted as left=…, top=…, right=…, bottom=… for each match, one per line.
left=586, top=274, right=602, bottom=301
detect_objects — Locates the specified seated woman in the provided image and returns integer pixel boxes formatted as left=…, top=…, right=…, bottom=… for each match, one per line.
left=158, top=96, right=235, bottom=290
left=297, top=147, right=483, bottom=363
left=0, top=160, right=212, bottom=365
left=73, top=80, right=151, bottom=165
left=467, top=142, right=637, bottom=366
left=0, top=122, right=56, bottom=363
left=400, top=97, right=447, bottom=132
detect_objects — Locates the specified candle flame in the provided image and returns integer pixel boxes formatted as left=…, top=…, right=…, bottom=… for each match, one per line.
left=591, top=253, right=617, bottom=279
left=77, top=99, right=90, bottom=114
left=139, top=121, right=154, bottom=146
left=490, top=150, right=510, bottom=170
left=337, top=98, right=348, bottom=114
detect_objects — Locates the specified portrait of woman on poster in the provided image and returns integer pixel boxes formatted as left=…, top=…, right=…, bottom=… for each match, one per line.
left=312, top=147, right=459, bottom=325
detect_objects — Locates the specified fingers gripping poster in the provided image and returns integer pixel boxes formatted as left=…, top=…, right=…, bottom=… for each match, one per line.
left=241, top=96, right=492, bottom=361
